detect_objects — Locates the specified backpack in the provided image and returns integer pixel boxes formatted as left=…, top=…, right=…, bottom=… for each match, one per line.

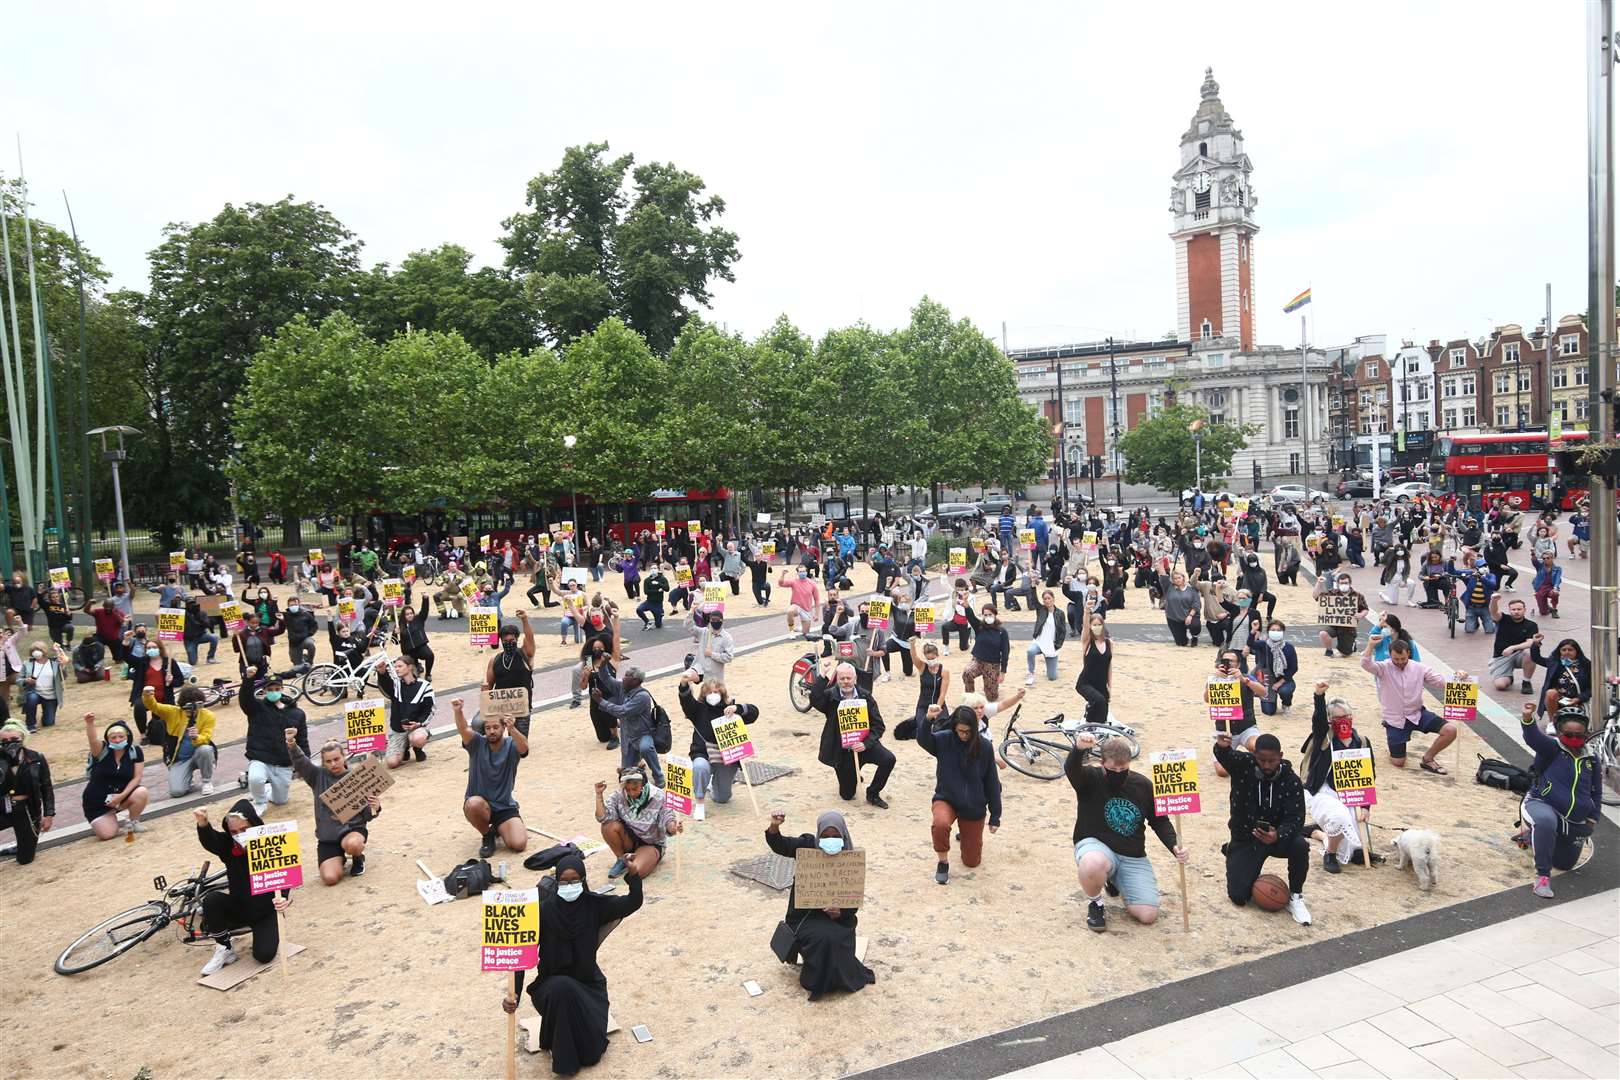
left=442, top=858, right=505, bottom=899
left=653, top=701, right=672, bottom=754
left=523, top=841, right=582, bottom=872
left=1475, top=755, right=1530, bottom=794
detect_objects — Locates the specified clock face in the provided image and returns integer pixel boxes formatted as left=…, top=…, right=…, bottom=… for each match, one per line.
left=1193, top=172, right=1211, bottom=194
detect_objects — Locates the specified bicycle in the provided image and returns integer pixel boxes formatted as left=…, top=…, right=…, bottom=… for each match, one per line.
left=1594, top=676, right=1620, bottom=807
left=300, top=648, right=395, bottom=706
left=997, top=705, right=1140, bottom=779
left=55, top=862, right=237, bottom=974
left=788, top=649, right=819, bottom=713
left=192, top=665, right=309, bottom=709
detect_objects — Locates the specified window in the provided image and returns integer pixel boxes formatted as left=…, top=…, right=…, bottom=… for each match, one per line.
left=1207, top=353, right=1226, bottom=367
left=1365, top=363, right=1378, bottom=379
left=1443, top=408, right=1457, bottom=429
left=1460, top=373, right=1475, bottom=395
left=1415, top=411, right=1430, bottom=429
left=1206, top=390, right=1226, bottom=425
left=1556, top=399, right=1571, bottom=422
left=1359, top=416, right=1373, bottom=435
left=1575, top=366, right=1589, bottom=386
left=1504, top=343, right=1520, bottom=363
left=1461, top=405, right=1476, bottom=427
left=1200, top=319, right=1213, bottom=340
left=1199, top=141, right=1208, bottom=157
left=1576, top=396, right=1589, bottom=420
left=1284, top=407, right=1300, bottom=438
left=1406, top=359, right=1422, bottom=374
left=1494, top=371, right=1511, bottom=395
left=1375, top=388, right=1388, bottom=403
left=1358, top=391, right=1372, bottom=410
left=1552, top=367, right=1569, bottom=388
left=1289, top=452, right=1301, bottom=475
left=1517, top=369, right=1532, bottom=392
left=1560, top=334, right=1579, bottom=356
left=1195, top=189, right=1210, bottom=211
left=1442, top=377, right=1457, bottom=398
left=1416, top=382, right=1430, bottom=401
left=1450, top=348, right=1467, bottom=368
left=1495, top=404, right=1512, bottom=427
left=1144, top=355, right=1166, bottom=366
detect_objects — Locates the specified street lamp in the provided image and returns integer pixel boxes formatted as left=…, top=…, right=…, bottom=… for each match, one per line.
left=563, top=434, right=578, bottom=562
left=88, top=425, right=140, bottom=589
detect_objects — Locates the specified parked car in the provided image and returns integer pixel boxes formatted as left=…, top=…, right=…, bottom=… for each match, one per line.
left=1336, top=479, right=1375, bottom=499
left=1385, top=481, right=1433, bottom=502
left=976, top=496, right=1015, bottom=516
left=1268, top=484, right=1332, bottom=504
left=924, top=502, right=983, bottom=532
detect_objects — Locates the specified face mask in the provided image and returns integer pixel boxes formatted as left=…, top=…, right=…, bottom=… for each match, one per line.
left=1193, top=541, right=1205, bottom=549
left=1336, top=583, right=1351, bottom=593
left=1237, top=598, right=1250, bottom=608
left=1104, top=769, right=1128, bottom=790
left=30, top=652, right=43, bottom=662
left=288, top=605, right=300, bottom=613
left=107, top=739, right=127, bottom=751
left=709, top=619, right=723, bottom=631
left=1264, top=630, right=1284, bottom=644
left=2, top=742, right=20, bottom=757
left=557, top=882, right=585, bottom=902
left=705, top=692, right=722, bottom=706
left=1331, top=719, right=1354, bottom=742
left=818, top=836, right=845, bottom=856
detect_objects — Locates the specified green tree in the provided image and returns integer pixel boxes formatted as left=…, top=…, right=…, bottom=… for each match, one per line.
left=739, top=316, right=823, bottom=521
left=501, top=143, right=739, bottom=353
left=552, top=318, right=672, bottom=498
left=810, top=323, right=903, bottom=515
left=1116, top=403, right=1257, bottom=494
left=665, top=320, right=754, bottom=503
left=353, top=243, right=539, bottom=360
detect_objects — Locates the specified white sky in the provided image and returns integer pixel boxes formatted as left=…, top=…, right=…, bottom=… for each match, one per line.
left=3, top=1, right=1592, bottom=354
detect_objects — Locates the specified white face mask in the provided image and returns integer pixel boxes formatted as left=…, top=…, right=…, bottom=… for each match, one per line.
left=704, top=692, right=722, bottom=706
left=1268, top=630, right=1284, bottom=642
left=1337, top=583, right=1351, bottom=593
left=557, top=882, right=584, bottom=902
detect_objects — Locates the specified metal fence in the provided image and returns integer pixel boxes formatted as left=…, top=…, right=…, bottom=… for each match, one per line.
left=8, top=520, right=350, bottom=579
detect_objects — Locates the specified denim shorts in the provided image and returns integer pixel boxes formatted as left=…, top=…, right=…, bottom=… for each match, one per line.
left=1074, top=838, right=1160, bottom=907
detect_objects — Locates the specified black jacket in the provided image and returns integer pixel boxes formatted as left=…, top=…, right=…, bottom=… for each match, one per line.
left=677, top=681, right=759, bottom=761
left=915, top=722, right=1002, bottom=825
left=378, top=668, right=435, bottom=732
left=241, top=692, right=309, bottom=766
left=1299, top=690, right=1374, bottom=795
left=283, top=607, right=318, bottom=642
left=1214, top=740, right=1305, bottom=845
left=808, top=673, right=885, bottom=767
left=196, top=799, right=284, bottom=919
left=1, top=745, right=54, bottom=818
left=962, top=608, right=1011, bottom=672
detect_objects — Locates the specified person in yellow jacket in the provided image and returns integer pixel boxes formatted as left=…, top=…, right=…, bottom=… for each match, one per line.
left=142, top=685, right=218, bottom=797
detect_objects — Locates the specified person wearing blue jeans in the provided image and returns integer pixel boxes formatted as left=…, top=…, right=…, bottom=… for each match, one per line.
left=590, top=664, right=664, bottom=786
left=1024, top=590, right=1066, bottom=683
left=1250, top=621, right=1298, bottom=716
left=1451, top=559, right=1498, bottom=634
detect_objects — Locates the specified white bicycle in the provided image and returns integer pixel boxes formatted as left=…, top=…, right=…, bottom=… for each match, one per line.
left=300, top=648, right=396, bottom=706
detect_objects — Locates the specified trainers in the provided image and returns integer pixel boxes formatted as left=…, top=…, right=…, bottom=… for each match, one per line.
left=1322, top=852, right=1341, bottom=874
left=1324, top=648, right=1335, bottom=657
left=128, top=820, right=150, bottom=833
left=605, top=737, right=619, bottom=750
left=350, top=855, right=366, bottom=877
left=1024, top=674, right=1036, bottom=686
left=608, top=857, right=628, bottom=879
left=865, top=792, right=890, bottom=810
left=479, top=828, right=498, bottom=859
left=879, top=673, right=891, bottom=683
left=200, top=943, right=238, bottom=977
left=1532, top=875, right=1554, bottom=899
left=201, top=781, right=215, bottom=796
left=1086, top=900, right=1107, bottom=932
left=935, top=861, right=949, bottom=885
left=940, top=645, right=950, bottom=656
left=1288, top=893, right=1312, bottom=925
left=413, top=745, right=426, bottom=762
left=693, top=802, right=706, bottom=822
left=569, top=699, right=581, bottom=709
left=1521, top=681, right=1534, bottom=695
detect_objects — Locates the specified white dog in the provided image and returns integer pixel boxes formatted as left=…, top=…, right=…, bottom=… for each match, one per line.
left=1392, top=829, right=1441, bottom=891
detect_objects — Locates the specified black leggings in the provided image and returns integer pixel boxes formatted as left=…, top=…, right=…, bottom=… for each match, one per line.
left=833, top=742, right=896, bottom=800
left=202, top=891, right=280, bottom=963
left=1167, top=616, right=1202, bottom=646
left=881, top=639, right=914, bottom=676
left=0, top=805, right=41, bottom=864
left=943, top=622, right=970, bottom=650
left=1494, top=564, right=1518, bottom=590
left=1077, top=683, right=1110, bottom=725
left=288, top=636, right=316, bottom=667
left=404, top=645, right=435, bottom=680
left=1226, top=835, right=1310, bottom=903
left=1207, top=616, right=1235, bottom=649
left=1252, top=590, right=1277, bottom=621
left=752, top=578, right=771, bottom=606
left=526, top=582, right=554, bottom=607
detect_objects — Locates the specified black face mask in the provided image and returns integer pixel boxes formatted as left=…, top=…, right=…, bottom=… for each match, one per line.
left=1104, top=769, right=1128, bottom=790
left=2, top=742, right=21, bottom=758
left=708, top=619, right=723, bottom=631
left=502, top=639, right=518, bottom=651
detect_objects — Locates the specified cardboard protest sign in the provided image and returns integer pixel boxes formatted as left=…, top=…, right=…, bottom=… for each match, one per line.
left=1018, top=528, right=1036, bottom=551
left=1331, top=514, right=1345, bottom=529
left=866, top=598, right=891, bottom=630
left=169, top=550, right=187, bottom=571
left=912, top=604, right=937, bottom=633
left=402, top=564, right=418, bottom=584
left=467, top=607, right=498, bottom=647
left=1331, top=747, right=1377, bottom=807
left=319, top=754, right=395, bottom=823
left=1206, top=676, right=1243, bottom=728
left=157, top=607, right=185, bottom=642
left=343, top=698, right=388, bottom=755
left=560, top=520, right=574, bottom=539
left=1318, top=593, right=1360, bottom=628
left=199, top=594, right=227, bottom=616
left=244, top=821, right=303, bottom=894
left=559, top=567, right=588, bottom=587
left=479, top=534, right=492, bottom=553
left=481, top=888, right=540, bottom=972
left=948, top=548, right=967, bottom=574
left=1443, top=677, right=1479, bottom=723
left=337, top=598, right=358, bottom=623
left=664, top=756, right=695, bottom=816
left=381, top=579, right=405, bottom=607
left=95, top=558, right=115, bottom=581
left=219, top=600, right=246, bottom=635
left=48, top=566, right=70, bottom=590
left=837, top=700, right=869, bottom=748
left=655, top=519, right=667, bottom=537
left=479, top=687, right=529, bottom=720
left=971, top=537, right=986, bottom=553
left=792, top=848, right=865, bottom=908
left=1150, top=748, right=1202, bottom=816
left=452, top=536, right=469, bottom=550
left=713, top=714, right=755, bottom=764
left=307, top=548, right=324, bottom=566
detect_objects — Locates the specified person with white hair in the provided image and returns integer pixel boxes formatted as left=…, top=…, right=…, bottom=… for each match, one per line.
left=808, top=658, right=895, bottom=808
left=1299, top=681, right=1382, bottom=873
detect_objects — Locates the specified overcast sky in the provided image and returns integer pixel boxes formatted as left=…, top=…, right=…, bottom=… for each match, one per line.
left=3, top=1, right=1592, bottom=353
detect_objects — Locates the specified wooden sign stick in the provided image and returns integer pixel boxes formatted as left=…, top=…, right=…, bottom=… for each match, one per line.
left=506, top=972, right=518, bottom=1080
left=278, top=909, right=291, bottom=978
left=739, top=758, right=763, bottom=819
left=1363, top=807, right=1376, bottom=869
left=1175, top=816, right=1189, bottom=932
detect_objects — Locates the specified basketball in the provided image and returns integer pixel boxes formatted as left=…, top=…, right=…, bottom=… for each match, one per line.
left=1251, top=874, right=1289, bottom=912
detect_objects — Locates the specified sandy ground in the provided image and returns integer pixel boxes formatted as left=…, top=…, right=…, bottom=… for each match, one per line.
left=0, top=562, right=1538, bottom=1080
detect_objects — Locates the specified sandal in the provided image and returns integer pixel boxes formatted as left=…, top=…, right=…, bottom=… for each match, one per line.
left=1420, top=758, right=1447, bottom=775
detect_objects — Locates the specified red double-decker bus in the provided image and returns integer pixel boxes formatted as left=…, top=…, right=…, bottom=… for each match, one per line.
left=1430, top=431, right=1591, bottom=511
left=359, top=488, right=733, bottom=552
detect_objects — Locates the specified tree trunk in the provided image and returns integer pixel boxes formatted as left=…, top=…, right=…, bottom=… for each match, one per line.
left=281, top=504, right=302, bottom=549
left=783, top=487, right=792, bottom=528
left=883, top=485, right=890, bottom=515
left=930, top=482, right=940, bottom=515
left=861, top=484, right=869, bottom=522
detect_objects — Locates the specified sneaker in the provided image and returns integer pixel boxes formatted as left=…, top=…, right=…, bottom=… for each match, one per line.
left=940, top=645, right=950, bottom=656
left=1288, top=893, right=1312, bottom=925
left=350, top=855, right=366, bottom=877
left=569, top=699, right=581, bottom=709
left=1324, top=648, right=1335, bottom=657
left=201, top=781, right=215, bottom=796
left=413, top=745, right=426, bottom=762
left=1086, top=900, right=1107, bottom=932
left=935, top=861, right=949, bottom=885
left=1532, top=875, right=1554, bottom=899
left=479, top=828, right=498, bottom=859
left=879, top=673, right=891, bottom=683
left=200, top=943, right=238, bottom=977
left=1322, top=852, right=1341, bottom=874
left=236, top=772, right=249, bottom=790
left=1521, top=681, right=1534, bottom=695
left=605, top=737, right=619, bottom=750
left=1024, top=674, right=1036, bottom=687
left=608, top=857, right=628, bottom=879
left=1550, top=609, right=1560, bottom=619
left=865, top=792, right=890, bottom=810
left=128, top=820, right=150, bottom=833
left=693, top=802, right=706, bottom=822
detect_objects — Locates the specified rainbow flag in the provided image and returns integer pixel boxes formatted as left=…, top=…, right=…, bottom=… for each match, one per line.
left=1283, top=288, right=1312, bottom=313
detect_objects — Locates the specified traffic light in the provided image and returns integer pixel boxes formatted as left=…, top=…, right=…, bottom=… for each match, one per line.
left=1091, top=455, right=1104, bottom=477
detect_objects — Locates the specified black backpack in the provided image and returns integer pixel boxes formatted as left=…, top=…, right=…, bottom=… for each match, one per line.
left=442, top=858, right=505, bottom=899
left=1475, top=755, right=1530, bottom=794
left=653, top=700, right=672, bottom=754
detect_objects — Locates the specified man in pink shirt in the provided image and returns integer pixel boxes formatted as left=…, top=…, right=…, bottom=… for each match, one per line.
left=778, top=566, right=823, bottom=642
left=1359, top=635, right=1464, bottom=774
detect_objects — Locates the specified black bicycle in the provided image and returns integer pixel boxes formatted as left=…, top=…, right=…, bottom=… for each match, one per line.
left=997, top=705, right=1140, bottom=779
left=55, top=862, right=240, bottom=974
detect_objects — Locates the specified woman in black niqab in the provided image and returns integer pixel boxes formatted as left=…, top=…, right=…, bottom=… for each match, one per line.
left=765, top=809, right=877, bottom=1001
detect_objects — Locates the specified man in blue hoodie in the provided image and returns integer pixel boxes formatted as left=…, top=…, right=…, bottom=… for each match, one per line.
left=1519, top=702, right=1602, bottom=898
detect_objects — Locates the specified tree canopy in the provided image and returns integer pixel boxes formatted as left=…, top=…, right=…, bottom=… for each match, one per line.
left=1116, top=401, right=1257, bottom=494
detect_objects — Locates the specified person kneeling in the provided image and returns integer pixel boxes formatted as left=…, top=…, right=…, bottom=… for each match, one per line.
left=1066, top=732, right=1186, bottom=931
left=595, top=767, right=681, bottom=880
left=193, top=801, right=289, bottom=975
left=764, top=810, right=875, bottom=1001
left=289, top=731, right=379, bottom=884
left=1215, top=732, right=1312, bottom=925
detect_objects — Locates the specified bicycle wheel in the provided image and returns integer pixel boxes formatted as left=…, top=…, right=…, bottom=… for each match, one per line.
left=1447, top=598, right=1458, bottom=638
left=788, top=654, right=815, bottom=714
left=55, top=902, right=168, bottom=974
left=1082, top=725, right=1141, bottom=759
left=300, top=664, right=345, bottom=706
left=63, top=586, right=87, bottom=608
left=998, top=735, right=1066, bottom=779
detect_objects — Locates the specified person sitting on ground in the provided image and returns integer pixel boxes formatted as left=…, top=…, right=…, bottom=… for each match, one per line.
left=1066, top=731, right=1187, bottom=931
left=1299, top=682, right=1382, bottom=874
left=1359, top=636, right=1461, bottom=774
left=0, top=720, right=54, bottom=865
left=379, top=655, right=435, bottom=769
left=1214, top=731, right=1312, bottom=925
left=1518, top=701, right=1602, bottom=899
left=193, top=800, right=289, bottom=976
left=143, top=684, right=218, bottom=798
left=453, top=698, right=528, bottom=859
left=764, top=809, right=876, bottom=1001
left=81, top=713, right=149, bottom=839
left=289, top=730, right=379, bottom=884
left=503, top=852, right=644, bottom=1077
left=913, top=704, right=1003, bottom=884
left=595, top=766, right=682, bottom=879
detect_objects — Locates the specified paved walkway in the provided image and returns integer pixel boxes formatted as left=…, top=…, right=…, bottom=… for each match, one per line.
left=999, top=890, right=1619, bottom=1080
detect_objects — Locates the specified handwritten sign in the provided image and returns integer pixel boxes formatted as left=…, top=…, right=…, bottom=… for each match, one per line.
left=381, top=579, right=404, bottom=607
left=169, top=551, right=187, bottom=571
left=1443, top=678, right=1478, bottom=723
left=219, top=600, right=246, bottom=635
left=95, top=558, right=115, bottom=581
left=337, top=598, right=358, bottom=623
left=1331, top=747, right=1377, bottom=807
left=1318, top=593, right=1360, bottom=628
left=713, top=714, right=755, bottom=764
left=912, top=604, right=936, bottom=634
left=318, top=754, right=395, bottom=824
left=664, top=755, right=695, bottom=816
left=48, top=566, right=70, bottom=591
left=1206, top=676, right=1243, bottom=727
left=479, top=687, right=529, bottom=720
left=702, top=583, right=726, bottom=613
left=837, top=700, right=869, bottom=749
left=793, top=848, right=865, bottom=908
left=1018, top=528, right=1036, bottom=551
left=1150, top=748, right=1202, bottom=816
left=467, top=606, right=498, bottom=647
left=866, top=598, right=891, bottom=630
left=307, top=548, right=324, bottom=566
left=344, top=698, right=388, bottom=755
left=481, top=888, right=540, bottom=972
left=948, top=548, right=967, bottom=574
left=244, top=821, right=303, bottom=894
left=157, top=607, right=185, bottom=642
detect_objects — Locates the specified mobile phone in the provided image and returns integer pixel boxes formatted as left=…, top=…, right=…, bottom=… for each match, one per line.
left=631, top=1025, right=653, bottom=1043
left=742, top=980, right=763, bottom=997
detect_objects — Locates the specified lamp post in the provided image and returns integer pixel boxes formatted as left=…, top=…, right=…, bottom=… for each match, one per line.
left=1107, top=336, right=1123, bottom=507
left=1052, top=359, right=1069, bottom=507
left=562, top=434, right=578, bottom=562
left=87, top=425, right=139, bottom=588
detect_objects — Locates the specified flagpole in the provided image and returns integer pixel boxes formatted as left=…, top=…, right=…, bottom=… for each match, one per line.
left=1300, top=313, right=1310, bottom=487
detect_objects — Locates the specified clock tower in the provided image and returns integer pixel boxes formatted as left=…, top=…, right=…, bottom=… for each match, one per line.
left=1170, top=68, right=1258, bottom=351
